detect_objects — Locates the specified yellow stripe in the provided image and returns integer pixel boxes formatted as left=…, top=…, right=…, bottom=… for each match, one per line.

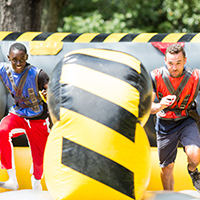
left=0, top=31, right=13, bottom=41
left=45, top=32, right=71, bottom=42
left=190, top=33, right=200, bottom=42
left=64, top=48, right=141, bottom=73
left=16, top=32, right=42, bottom=41
left=161, top=33, right=186, bottom=42
left=132, top=33, right=157, bottom=43
left=60, top=63, right=140, bottom=117
left=103, top=33, right=128, bottom=43
left=29, top=41, right=63, bottom=55
left=59, top=108, right=138, bottom=171
left=74, top=33, right=100, bottom=43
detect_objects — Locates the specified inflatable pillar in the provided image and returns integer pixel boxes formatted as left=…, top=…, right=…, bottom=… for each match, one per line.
left=44, top=48, right=152, bottom=200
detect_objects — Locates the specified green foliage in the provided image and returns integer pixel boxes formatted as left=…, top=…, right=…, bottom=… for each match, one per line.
left=58, top=11, right=143, bottom=33
left=57, top=0, right=200, bottom=33
left=161, top=0, right=200, bottom=32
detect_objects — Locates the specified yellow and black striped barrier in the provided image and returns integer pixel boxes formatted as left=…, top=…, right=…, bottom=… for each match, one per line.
left=1, top=32, right=200, bottom=43
left=1, top=32, right=200, bottom=55
left=44, top=48, right=152, bottom=200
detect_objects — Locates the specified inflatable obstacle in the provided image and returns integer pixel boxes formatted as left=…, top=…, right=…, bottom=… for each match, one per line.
left=44, top=48, right=152, bottom=200
left=1, top=32, right=200, bottom=199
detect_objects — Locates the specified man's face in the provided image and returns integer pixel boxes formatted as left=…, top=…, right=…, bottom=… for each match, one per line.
left=165, top=51, right=187, bottom=78
left=7, top=49, right=28, bottom=73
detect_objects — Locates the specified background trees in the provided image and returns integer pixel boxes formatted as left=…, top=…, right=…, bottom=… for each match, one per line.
left=0, top=0, right=44, bottom=31
left=0, top=0, right=200, bottom=33
left=56, top=0, right=200, bottom=33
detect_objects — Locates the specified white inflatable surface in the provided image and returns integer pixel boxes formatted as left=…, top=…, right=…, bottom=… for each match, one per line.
left=180, top=190, right=200, bottom=199
left=142, top=190, right=200, bottom=200
left=0, top=189, right=200, bottom=200
left=0, top=190, right=53, bottom=200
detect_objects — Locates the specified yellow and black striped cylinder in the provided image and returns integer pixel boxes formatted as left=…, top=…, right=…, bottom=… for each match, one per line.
left=44, top=48, right=152, bottom=200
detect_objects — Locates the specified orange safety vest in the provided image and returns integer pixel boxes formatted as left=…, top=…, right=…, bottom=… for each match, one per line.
left=151, top=66, right=200, bottom=121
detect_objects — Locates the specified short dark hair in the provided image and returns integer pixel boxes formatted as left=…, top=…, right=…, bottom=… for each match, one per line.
left=165, top=43, right=186, bottom=58
left=9, top=42, right=27, bottom=54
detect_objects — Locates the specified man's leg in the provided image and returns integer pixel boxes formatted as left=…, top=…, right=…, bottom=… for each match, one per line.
left=26, top=118, right=49, bottom=190
left=0, top=113, right=26, bottom=190
left=186, top=145, right=200, bottom=171
left=156, top=131, right=178, bottom=191
left=160, top=162, right=174, bottom=190
left=180, top=122, right=200, bottom=192
left=185, top=145, right=200, bottom=192
left=0, top=169, right=18, bottom=190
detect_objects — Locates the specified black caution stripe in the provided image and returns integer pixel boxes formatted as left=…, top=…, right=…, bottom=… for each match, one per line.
left=149, top=33, right=168, bottom=42
left=61, top=85, right=137, bottom=142
left=119, top=34, right=139, bottom=41
left=61, top=33, right=82, bottom=42
left=1, top=32, right=200, bottom=42
left=2, top=32, right=25, bottom=40
left=90, top=33, right=111, bottom=42
left=176, top=33, right=196, bottom=42
left=62, top=137, right=135, bottom=199
left=64, top=53, right=141, bottom=90
left=32, top=32, right=53, bottom=40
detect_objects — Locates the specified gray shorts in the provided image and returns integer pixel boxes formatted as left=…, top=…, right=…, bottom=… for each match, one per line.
left=156, top=122, right=200, bottom=168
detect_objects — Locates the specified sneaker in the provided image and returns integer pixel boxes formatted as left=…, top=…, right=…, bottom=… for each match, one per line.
left=188, top=165, right=200, bottom=192
left=0, top=178, right=19, bottom=190
left=31, top=175, right=42, bottom=191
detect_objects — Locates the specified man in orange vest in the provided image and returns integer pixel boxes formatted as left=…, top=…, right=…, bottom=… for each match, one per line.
left=150, top=43, right=200, bottom=191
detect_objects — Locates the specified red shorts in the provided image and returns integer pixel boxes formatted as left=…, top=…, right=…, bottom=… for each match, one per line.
left=0, top=113, right=50, bottom=180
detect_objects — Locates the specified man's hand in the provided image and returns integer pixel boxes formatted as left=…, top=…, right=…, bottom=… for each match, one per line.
left=160, top=95, right=176, bottom=109
left=151, top=94, right=176, bottom=114
left=39, top=89, right=47, bottom=103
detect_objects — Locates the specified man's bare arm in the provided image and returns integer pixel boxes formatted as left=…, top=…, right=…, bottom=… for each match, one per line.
left=151, top=92, right=176, bottom=114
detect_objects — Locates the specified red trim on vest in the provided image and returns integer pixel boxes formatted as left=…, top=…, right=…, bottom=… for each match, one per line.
left=152, top=68, right=199, bottom=119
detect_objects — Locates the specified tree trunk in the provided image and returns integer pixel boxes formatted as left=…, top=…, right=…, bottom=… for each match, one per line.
left=0, top=0, right=44, bottom=31
left=42, top=0, right=70, bottom=32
